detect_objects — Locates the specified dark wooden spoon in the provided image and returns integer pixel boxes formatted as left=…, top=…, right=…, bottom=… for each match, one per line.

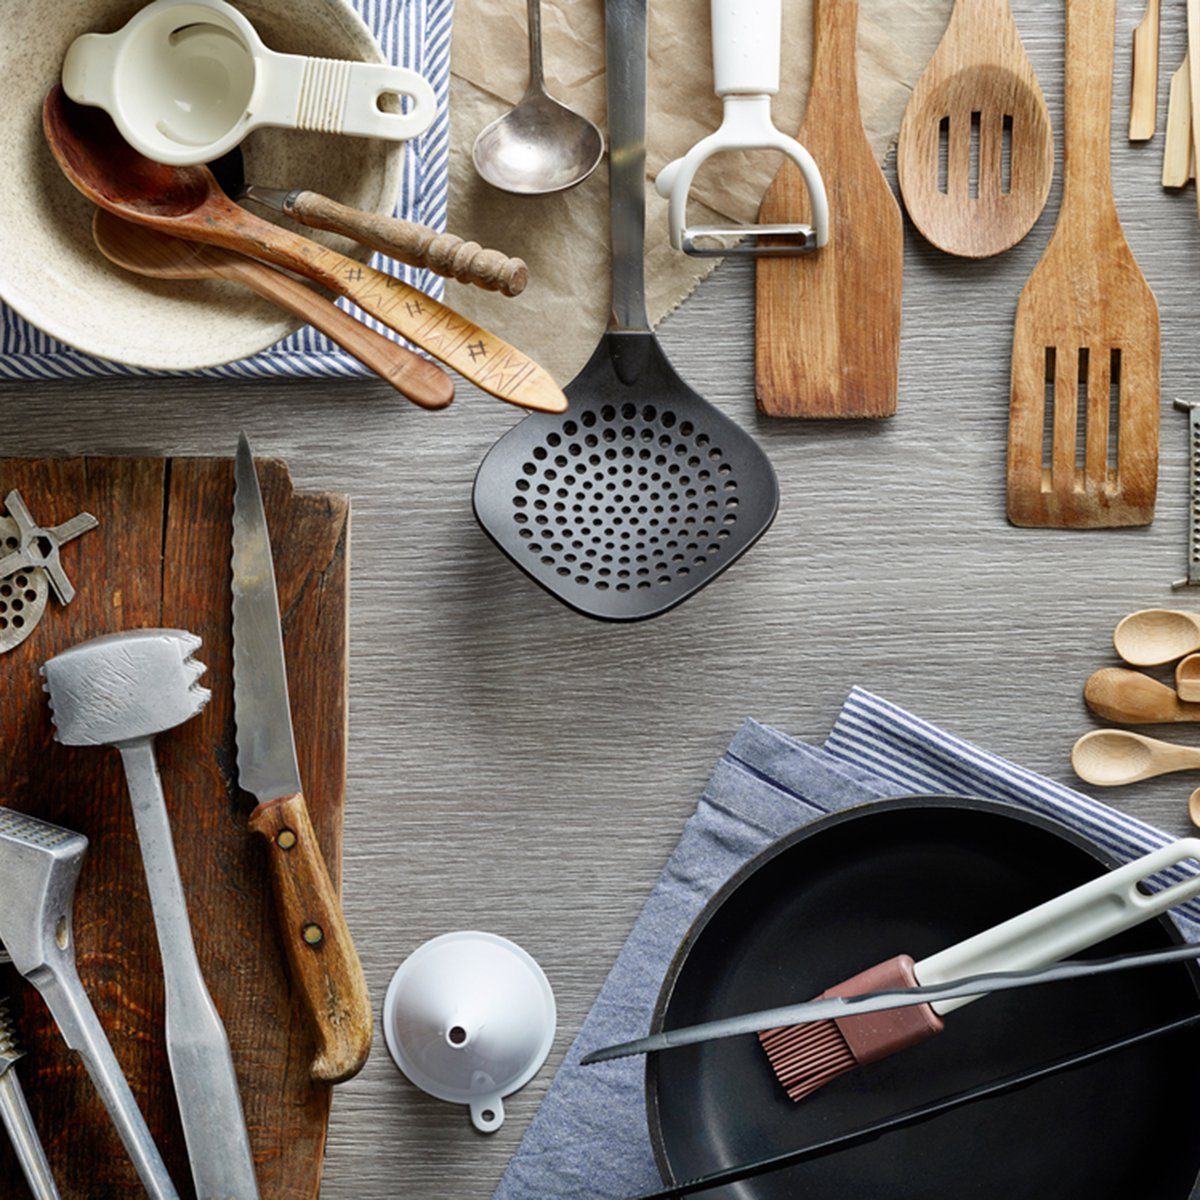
left=42, top=86, right=567, bottom=414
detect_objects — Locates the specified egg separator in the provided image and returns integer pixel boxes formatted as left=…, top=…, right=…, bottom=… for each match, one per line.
left=62, top=0, right=437, bottom=166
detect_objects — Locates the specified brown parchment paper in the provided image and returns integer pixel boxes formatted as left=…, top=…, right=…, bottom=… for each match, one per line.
left=447, top=0, right=954, bottom=384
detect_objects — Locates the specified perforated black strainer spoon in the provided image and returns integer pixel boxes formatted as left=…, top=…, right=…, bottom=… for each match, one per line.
left=472, top=0, right=779, bottom=622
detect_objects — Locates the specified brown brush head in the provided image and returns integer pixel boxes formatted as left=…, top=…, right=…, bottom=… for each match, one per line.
left=759, top=954, right=945, bottom=1103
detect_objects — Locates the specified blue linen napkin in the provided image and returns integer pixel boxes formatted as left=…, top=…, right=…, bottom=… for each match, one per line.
left=494, top=687, right=1200, bottom=1200
left=0, top=0, right=453, bottom=383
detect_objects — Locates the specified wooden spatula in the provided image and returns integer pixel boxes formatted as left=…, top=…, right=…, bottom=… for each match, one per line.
left=1007, top=0, right=1160, bottom=529
left=755, top=0, right=902, bottom=419
left=897, top=0, right=1053, bottom=258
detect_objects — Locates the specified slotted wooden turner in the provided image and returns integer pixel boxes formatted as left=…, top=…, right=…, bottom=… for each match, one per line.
left=755, top=0, right=902, bottom=419
left=898, top=0, right=1053, bottom=258
left=1007, top=0, right=1160, bottom=529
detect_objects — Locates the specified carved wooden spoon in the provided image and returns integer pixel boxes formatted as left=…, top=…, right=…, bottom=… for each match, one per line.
left=897, top=0, right=1053, bottom=257
left=93, top=210, right=453, bottom=409
left=1114, top=610, right=1200, bottom=667
left=42, top=86, right=566, bottom=414
left=1072, top=728, right=1200, bottom=786
left=1084, top=668, right=1200, bottom=725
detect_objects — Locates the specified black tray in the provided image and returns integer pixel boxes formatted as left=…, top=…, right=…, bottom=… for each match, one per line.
left=646, top=796, right=1200, bottom=1199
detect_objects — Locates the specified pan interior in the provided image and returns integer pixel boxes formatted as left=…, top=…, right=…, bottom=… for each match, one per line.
left=648, top=799, right=1200, bottom=1199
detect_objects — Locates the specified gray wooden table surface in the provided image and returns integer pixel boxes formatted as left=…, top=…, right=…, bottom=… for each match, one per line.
left=3, top=1, right=1199, bottom=1195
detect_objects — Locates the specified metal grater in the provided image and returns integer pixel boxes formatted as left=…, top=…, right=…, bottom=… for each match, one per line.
left=1174, top=399, right=1200, bottom=588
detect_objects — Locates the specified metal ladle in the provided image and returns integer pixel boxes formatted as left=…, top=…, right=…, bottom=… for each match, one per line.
left=471, top=0, right=604, bottom=194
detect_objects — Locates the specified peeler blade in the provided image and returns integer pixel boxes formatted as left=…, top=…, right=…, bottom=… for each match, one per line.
left=681, top=223, right=819, bottom=257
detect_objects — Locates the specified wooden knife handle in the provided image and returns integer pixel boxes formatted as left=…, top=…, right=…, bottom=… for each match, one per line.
left=287, top=191, right=529, bottom=297
left=249, top=793, right=373, bottom=1083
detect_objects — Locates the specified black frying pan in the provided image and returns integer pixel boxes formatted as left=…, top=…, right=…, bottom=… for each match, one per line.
left=646, top=797, right=1200, bottom=1198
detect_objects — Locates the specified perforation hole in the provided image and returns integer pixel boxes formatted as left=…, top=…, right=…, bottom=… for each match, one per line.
left=511, top=403, right=743, bottom=594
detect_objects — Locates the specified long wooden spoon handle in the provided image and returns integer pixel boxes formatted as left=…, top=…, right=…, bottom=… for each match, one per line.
left=223, top=257, right=453, bottom=409
left=1188, top=0, right=1200, bottom=216
left=1130, top=0, right=1160, bottom=141
left=1063, top=0, right=1117, bottom=215
left=278, top=190, right=529, bottom=297
left=249, top=793, right=373, bottom=1084
left=219, top=205, right=566, bottom=413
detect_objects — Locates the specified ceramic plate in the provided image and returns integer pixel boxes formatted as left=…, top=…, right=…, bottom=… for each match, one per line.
left=0, top=0, right=403, bottom=370
left=647, top=796, right=1200, bottom=1199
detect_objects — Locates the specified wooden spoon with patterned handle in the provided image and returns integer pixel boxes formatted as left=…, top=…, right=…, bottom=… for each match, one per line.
left=897, top=0, right=1053, bottom=258
left=43, top=87, right=566, bottom=415
left=1007, top=0, right=1159, bottom=528
left=93, top=210, right=454, bottom=409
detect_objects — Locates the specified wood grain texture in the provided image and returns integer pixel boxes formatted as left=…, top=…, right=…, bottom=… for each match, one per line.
left=287, top=192, right=529, bottom=298
left=1130, top=0, right=1161, bottom=142
left=248, top=792, right=373, bottom=1084
left=754, top=0, right=902, bottom=419
left=0, top=455, right=349, bottom=1200
left=3, top=6, right=1199, bottom=1197
left=1008, top=0, right=1160, bottom=529
left=897, top=0, right=1054, bottom=258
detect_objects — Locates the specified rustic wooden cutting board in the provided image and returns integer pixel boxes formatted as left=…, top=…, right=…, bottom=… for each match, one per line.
left=0, top=455, right=350, bottom=1200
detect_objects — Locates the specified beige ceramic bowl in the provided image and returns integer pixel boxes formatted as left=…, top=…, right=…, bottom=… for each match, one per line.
left=2, top=0, right=404, bottom=370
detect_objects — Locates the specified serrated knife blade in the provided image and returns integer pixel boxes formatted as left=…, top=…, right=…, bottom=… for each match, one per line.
left=232, top=432, right=303, bottom=804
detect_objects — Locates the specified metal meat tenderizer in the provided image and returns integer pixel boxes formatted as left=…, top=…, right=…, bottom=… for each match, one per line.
left=654, top=0, right=829, bottom=256
left=0, top=807, right=178, bottom=1199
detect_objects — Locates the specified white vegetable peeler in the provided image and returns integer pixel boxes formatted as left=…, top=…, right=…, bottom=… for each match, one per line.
left=654, top=0, right=830, bottom=256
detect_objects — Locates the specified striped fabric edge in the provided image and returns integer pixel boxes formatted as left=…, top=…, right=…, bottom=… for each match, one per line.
left=0, top=0, right=455, bottom=383
left=824, top=687, right=1200, bottom=928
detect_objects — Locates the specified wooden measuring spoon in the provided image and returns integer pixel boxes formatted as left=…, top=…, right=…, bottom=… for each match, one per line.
left=1072, top=728, right=1200, bottom=786
left=1177, top=655, right=1200, bottom=701
left=1084, top=669, right=1200, bottom=725
left=42, top=87, right=566, bottom=415
left=1113, top=610, right=1200, bottom=666
left=897, top=0, right=1053, bottom=258
left=755, top=0, right=902, bottom=419
left=93, top=211, right=453, bottom=409
left=1007, top=0, right=1160, bottom=529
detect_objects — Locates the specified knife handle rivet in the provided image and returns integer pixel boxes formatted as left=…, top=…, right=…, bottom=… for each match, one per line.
left=276, top=828, right=297, bottom=850
left=302, top=923, right=324, bottom=947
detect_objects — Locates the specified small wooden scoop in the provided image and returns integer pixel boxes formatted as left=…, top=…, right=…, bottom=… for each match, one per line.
left=93, top=210, right=453, bottom=409
left=1007, top=0, right=1160, bottom=529
left=897, top=0, right=1053, bottom=258
left=1073, top=728, right=1200, bottom=786
left=1084, top=668, right=1200, bottom=725
left=42, top=86, right=566, bottom=415
left=1177, top=655, right=1200, bottom=701
left=1114, top=610, right=1200, bottom=666
left=755, top=0, right=902, bottom=418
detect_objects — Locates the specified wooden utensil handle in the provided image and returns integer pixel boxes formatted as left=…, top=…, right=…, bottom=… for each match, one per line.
left=249, top=793, right=373, bottom=1084
left=1063, top=0, right=1117, bottom=212
left=287, top=192, right=529, bottom=297
left=808, top=0, right=860, bottom=113
left=227, top=258, right=453, bottom=409
left=220, top=204, right=566, bottom=413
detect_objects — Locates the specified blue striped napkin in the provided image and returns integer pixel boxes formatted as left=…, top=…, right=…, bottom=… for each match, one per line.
left=494, top=687, right=1200, bottom=1199
left=0, top=0, right=453, bottom=383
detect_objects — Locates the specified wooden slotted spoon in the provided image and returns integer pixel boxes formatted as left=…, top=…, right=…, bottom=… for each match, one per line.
left=1007, top=0, right=1160, bottom=529
left=92, top=211, right=453, bottom=409
left=897, top=0, right=1053, bottom=258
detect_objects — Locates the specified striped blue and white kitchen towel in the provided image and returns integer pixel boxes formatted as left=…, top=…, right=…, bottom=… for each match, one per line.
left=0, top=0, right=454, bottom=383
left=494, top=687, right=1200, bottom=1199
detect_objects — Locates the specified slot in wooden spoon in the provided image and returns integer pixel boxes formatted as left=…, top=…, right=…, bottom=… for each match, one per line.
left=42, top=87, right=566, bottom=415
left=1084, top=668, right=1200, bottom=725
left=1072, top=728, right=1200, bottom=786
left=1113, top=609, right=1200, bottom=666
left=897, top=0, right=1053, bottom=258
left=92, top=210, right=453, bottom=409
